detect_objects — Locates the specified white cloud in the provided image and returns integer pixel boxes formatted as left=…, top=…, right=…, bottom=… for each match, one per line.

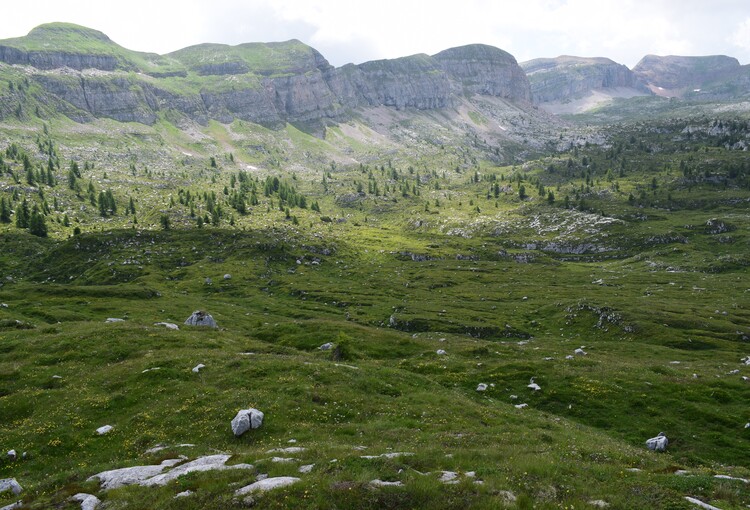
left=730, top=17, right=750, bottom=51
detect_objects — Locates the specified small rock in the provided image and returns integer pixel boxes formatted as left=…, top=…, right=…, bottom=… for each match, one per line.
left=154, top=322, right=179, bottom=330
left=299, top=464, right=314, bottom=474
left=646, top=432, right=668, bottom=452
left=0, top=303, right=8, bottom=308
left=588, top=500, right=610, bottom=508
left=360, top=452, right=413, bottom=459
left=271, top=457, right=296, bottom=463
left=231, top=408, right=264, bottom=437
left=476, top=383, right=488, bottom=392
left=267, top=447, right=305, bottom=454
left=71, top=493, right=101, bottom=510
left=515, top=403, right=528, bottom=409
left=369, top=479, right=404, bottom=487
left=192, top=363, right=206, bottom=373
left=528, top=382, right=541, bottom=391
left=0, top=478, right=23, bottom=495
left=497, top=490, right=516, bottom=504
left=565, top=355, right=574, bottom=360
left=204, top=278, right=212, bottom=285
left=685, top=496, right=723, bottom=510
left=319, top=342, right=333, bottom=350
left=574, top=348, right=587, bottom=355
left=0, top=501, right=22, bottom=510
left=235, top=477, right=301, bottom=495
left=52, top=375, right=63, bottom=379
left=174, top=490, right=194, bottom=498
left=223, top=274, right=232, bottom=280
left=184, top=310, right=217, bottom=328
left=105, top=318, right=124, bottom=323
left=96, top=425, right=113, bottom=435
left=438, top=471, right=459, bottom=484
left=436, top=349, right=447, bottom=355
left=7, top=450, right=16, bottom=461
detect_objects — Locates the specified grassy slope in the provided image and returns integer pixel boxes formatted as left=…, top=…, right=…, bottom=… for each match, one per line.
left=0, top=97, right=749, bottom=509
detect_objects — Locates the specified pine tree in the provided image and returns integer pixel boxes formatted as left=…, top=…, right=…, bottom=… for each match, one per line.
left=28, top=205, right=47, bottom=237
left=15, top=198, right=29, bottom=228
left=0, top=197, right=10, bottom=223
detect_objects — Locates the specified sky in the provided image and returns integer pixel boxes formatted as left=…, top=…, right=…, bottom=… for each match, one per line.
left=1, top=0, right=749, bottom=68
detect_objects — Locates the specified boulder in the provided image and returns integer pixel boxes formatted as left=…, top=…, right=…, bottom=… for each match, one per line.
left=235, top=476, right=301, bottom=495
left=71, top=493, right=101, bottom=510
left=184, top=311, right=217, bottom=328
left=231, top=408, right=264, bottom=437
left=0, top=478, right=22, bottom=495
left=96, top=425, right=113, bottom=435
left=646, top=432, right=668, bottom=452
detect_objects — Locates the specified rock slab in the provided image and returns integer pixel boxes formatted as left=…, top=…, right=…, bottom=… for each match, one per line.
left=235, top=476, right=301, bottom=495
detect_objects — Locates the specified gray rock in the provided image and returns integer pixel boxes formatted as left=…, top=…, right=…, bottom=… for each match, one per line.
left=271, top=457, right=296, bottom=463
left=685, top=496, right=724, bottom=510
left=436, top=349, right=447, bottom=356
left=96, top=425, right=113, bottom=435
left=0, top=478, right=22, bottom=495
left=174, top=490, right=194, bottom=498
left=192, top=363, right=206, bottom=373
left=184, top=310, right=217, bottom=328
left=646, top=432, right=668, bottom=452
left=0, top=502, right=22, bottom=510
left=299, top=464, right=315, bottom=473
left=105, top=318, right=124, bottom=323
left=223, top=274, right=232, bottom=280
left=476, top=383, right=488, bottom=392
left=71, top=493, right=101, bottom=510
left=7, top=450, right=16, bottom=461
left=142, top=455, right=253, bottom=486
left=231, top=408, right=264, bottom=436
left=319, top=342, right=334, bottom=350
left=235, top=477, right=301, bottom=495
left=267, top=447, right=305, bottom=454
left=88, top=458, right=184, bottom=490
left=154, top=322, right=179, bottom=330
left=588, top=501, right=610, bottom=508
left=369, top=479, right=404, bottom=487
left=497, top=491, right=517, bottom=504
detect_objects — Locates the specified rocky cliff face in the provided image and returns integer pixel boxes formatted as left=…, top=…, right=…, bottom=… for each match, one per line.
left=0, top=24, right=532, bottom=127
left=632, top=55, right=742, bottom=96
left=521, top=56, right=648, bottom=103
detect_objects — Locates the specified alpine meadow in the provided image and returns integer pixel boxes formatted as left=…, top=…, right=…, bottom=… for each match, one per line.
left=1, top=22, right=750, bottom=510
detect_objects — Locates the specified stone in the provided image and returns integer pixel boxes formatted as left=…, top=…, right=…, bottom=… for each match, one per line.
left=0, top=502, right=22, bottom=510
left=685, top=496, right=723, bottom=510
left=235, top=477, right=301, bottom=495
left=588, top=500, right=610, bottom=508
left=205, top=277, right=212, bottom=285
left=105, top=318, right=124, bottom=323
left=192, top=363, right=206, bottom=373
left=439, top=471, right=459, bottom=484
left=224, top=274, right=232, bottom=280
left=476, top=383, right=488, bottom=391
left=0, top=478, right=22, bottom=495
left=271, top=457, right=296, bottom=463
left=319, top=342, right=333, bottom=350
left=574, top=348, right=587, bottom=355
left=88, top=458, right=184, bottom=490
left=231, top=408, right=264, bottom=437
left=7, top=450, right=16, bottom=461
left=141, top=455, right=253, bottom=487
left=184, top=310, right=217, bottom=328
left=174, top=490, right=194, bottom=498
left=154, top=322, right=179, bottom=330
left=267, top=447, right=305, bottom=454
left=96, top=425, right=113, bottom=435
left=360, top=452, right=413, bottom=459
left=71, top=493, right=101, bottom=510
left=369, top=479, right=404, bottom=487
left=528, top=377, right=541, bottom=391
left=436, top=349, right=447, bottom=355
left=646, top=432, right=668, bottom=452
left=497, top=491, right=517, bottom=504
left=515, top=403, right=528, bottom=409
left=299, top=464, right=315, bottom=473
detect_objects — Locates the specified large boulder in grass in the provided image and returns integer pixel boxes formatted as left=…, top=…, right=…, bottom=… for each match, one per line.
left=184, top=311, right=217, bottom=328
left=231, top=408, right=264, bottom=437
left=646, top=432, right=668, bottom=452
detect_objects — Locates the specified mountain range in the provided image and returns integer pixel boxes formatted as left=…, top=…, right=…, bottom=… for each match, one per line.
left=1, top=22, right=748, bottom=128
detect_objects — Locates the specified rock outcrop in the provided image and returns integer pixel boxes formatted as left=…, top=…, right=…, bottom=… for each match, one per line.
left=521, top=56, right=649, bottom=103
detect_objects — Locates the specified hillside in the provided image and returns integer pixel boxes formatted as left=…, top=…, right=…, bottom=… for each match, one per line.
left=0, top=23, right=750, bottom=510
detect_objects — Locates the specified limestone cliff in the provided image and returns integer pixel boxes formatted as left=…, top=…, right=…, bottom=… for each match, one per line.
left=632, top=55, right=744, bottom=97
left=0, top=23, right=532, bottom=127
left=521, top=56, right=649, bottom=103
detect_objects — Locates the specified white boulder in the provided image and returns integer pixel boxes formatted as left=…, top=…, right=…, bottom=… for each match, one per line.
left=646, top=432, right=668, bottom=452
left=235, top=477, right=300, bottom=495
left=231, top=408, right=264, bottom=437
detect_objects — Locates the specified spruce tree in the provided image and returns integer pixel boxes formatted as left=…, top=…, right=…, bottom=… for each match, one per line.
left=28, top=205, right=47, bottom=237
left=0, top=197, right=10, bottom=223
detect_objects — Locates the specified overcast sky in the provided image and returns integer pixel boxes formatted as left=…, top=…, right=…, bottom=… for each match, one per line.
left=1, top=0, right=749, bottom=68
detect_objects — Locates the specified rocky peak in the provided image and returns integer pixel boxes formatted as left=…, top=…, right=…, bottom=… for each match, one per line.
left=632, top=55, right=741, bottom=96
left=521, top=56, right=649, bottom=104
left=433, top=44, right=531, bottom=102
